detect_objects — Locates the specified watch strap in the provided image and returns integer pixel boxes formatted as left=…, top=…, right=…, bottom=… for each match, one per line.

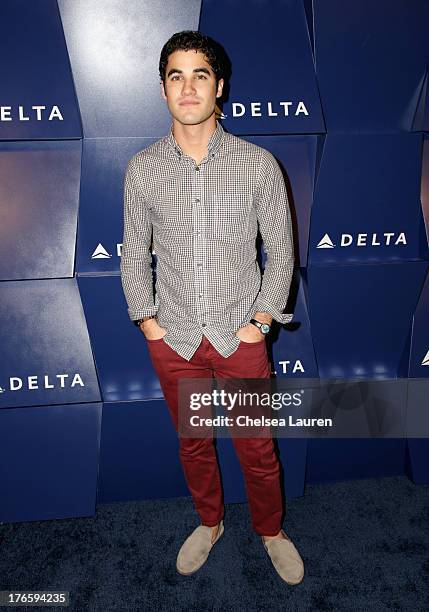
left=250, top=318, right=271, bottom=334
left=134, top=315, right=156, bottom=327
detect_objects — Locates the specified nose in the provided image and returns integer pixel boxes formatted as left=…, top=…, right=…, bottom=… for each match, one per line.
left=181, top=77, right=196, bottom=96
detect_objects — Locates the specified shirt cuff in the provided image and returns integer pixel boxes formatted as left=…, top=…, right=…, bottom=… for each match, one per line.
left=252, top=295, right=293, bottom=324
left=129, top=305, right=159, bottom=321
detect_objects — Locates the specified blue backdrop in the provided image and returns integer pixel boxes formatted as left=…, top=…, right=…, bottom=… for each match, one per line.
left=1, top=0, right=429, bottom=523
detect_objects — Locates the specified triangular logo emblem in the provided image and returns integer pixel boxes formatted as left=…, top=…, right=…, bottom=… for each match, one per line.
left=91, top=243, right=112, bottom=259
left=421, top=349, right=429, bottom=366
left=317, top=233, right=335, bottom=248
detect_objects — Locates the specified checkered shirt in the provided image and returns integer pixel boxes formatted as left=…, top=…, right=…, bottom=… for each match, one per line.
left=120, top=120, right=294, bottom=361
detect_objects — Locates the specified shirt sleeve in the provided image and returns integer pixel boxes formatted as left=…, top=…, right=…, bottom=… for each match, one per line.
left=252, top=149, right=294, bottom=324
left=120, top=156, right=159, bottom=321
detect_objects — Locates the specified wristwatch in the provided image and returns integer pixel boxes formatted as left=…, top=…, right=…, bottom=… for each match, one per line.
left=134, top=315, right=156, bottom=327
left=250, top=318, right=271, bottom=335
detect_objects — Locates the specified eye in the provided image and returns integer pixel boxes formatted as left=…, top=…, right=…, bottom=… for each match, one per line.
left=196, top=74, right=207, bottom=79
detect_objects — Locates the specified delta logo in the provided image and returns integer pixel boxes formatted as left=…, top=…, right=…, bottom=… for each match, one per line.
left=0, top=105, right=64, bottom=122
left=421, top=350, right=429, bottom=366
left=316, top=232, right=407, bottom=249
left=91, top=243, right=113, bottom=259
left=277, top=359, right=305, bottom=375
left=91, top=243, right=124, bottom=259
left=217, top=100, right=309, bottom=119
left=91, top=243, right=157, bottom=259
left=0, top=373, right=84, bottom=393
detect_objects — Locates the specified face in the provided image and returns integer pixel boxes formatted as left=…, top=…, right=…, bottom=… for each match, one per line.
left=161, top=49, right=223, bottom=127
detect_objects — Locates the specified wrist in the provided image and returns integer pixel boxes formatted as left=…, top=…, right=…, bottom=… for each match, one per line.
left=249, top=318, right=271, bottom=336
left=134, top=315, right=157, bottom=328
left=253, top=311, right=273, bottom=325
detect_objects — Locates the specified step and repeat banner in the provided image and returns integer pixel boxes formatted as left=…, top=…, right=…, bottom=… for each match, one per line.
left=1, top=0, right=429, bottom=522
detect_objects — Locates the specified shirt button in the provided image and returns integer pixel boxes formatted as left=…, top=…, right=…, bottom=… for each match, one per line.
left=195, top=198, right=200, bottom=203
left=195, top=166, right=200, bottom=171
left=202, top=323, right=206, bottom=327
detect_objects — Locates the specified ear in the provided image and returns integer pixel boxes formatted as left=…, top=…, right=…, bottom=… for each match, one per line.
left=160, top=81, right=167, bottom=100
left=216, top=78, right=224, bottom=99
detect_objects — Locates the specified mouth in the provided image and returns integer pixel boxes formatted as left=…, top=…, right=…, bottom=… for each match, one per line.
left=179, top=100, right=200, bottom=106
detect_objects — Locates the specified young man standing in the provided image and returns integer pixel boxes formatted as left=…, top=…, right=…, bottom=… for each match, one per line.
left=120, top=31, right=304, bottom=585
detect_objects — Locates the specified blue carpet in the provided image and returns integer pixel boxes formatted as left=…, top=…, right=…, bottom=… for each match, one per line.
left=0, top=475, right=428, bottom=611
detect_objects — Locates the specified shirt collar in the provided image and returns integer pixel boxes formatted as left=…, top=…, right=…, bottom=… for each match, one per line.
left=166, top=119, right=225, bottom=159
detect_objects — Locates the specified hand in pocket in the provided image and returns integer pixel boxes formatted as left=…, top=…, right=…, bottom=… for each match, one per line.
left=139, top=318, right=167, bottom=341
left=235, top=323, right=265, bottom=344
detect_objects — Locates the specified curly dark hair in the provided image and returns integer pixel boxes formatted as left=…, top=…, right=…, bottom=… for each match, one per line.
left=159, top=30, right=229, bottom=86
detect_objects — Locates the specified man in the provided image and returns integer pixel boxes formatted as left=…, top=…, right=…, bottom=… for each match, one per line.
left=120, top=30, right=304, bottom=585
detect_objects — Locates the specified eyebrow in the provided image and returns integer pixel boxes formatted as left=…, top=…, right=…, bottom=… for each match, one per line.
left=167, top=67, right=211, bottom=77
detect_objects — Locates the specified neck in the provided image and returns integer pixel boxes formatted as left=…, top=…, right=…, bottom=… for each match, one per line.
left=172, top=115, right=217, bottom=164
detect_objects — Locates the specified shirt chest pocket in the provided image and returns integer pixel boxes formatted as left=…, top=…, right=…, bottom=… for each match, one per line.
left=207, top=193, right=255, bottom=243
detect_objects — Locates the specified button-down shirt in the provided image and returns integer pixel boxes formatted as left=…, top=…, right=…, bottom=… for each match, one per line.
left=120, top=120, right=294, bottom=361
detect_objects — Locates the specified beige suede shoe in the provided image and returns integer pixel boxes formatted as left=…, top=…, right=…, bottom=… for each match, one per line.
left=176, top=520, right=224, bottom=576
left=262, top=530, right=304, bottom=585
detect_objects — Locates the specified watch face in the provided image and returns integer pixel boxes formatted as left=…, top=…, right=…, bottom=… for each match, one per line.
left=261, top=323, right=270, bottom=334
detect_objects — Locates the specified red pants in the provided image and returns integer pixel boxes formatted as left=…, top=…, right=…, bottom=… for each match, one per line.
left=146, top=335, right=283, bottom=536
